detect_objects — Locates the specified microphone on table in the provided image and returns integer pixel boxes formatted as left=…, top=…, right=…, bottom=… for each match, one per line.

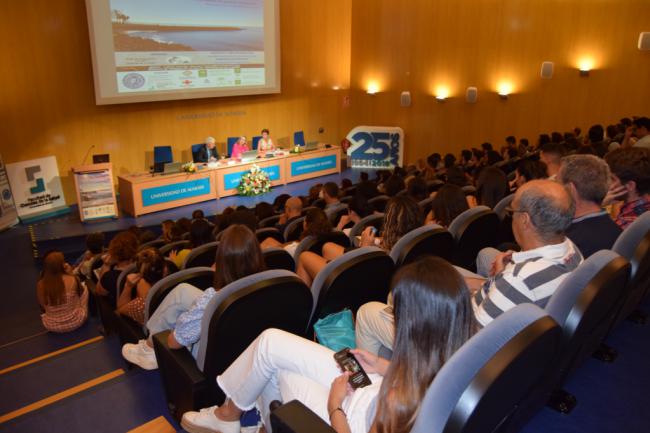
left=81, top=144, right=95, bottom=165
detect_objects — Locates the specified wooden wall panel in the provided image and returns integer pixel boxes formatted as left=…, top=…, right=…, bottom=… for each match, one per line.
left=0, top=0, right=351, bottom=204
left=346, top=0, right=650, bottom=164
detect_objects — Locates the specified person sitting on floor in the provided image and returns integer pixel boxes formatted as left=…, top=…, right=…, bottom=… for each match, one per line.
left=180, top=256, right=476, bottom=433
left=296, top=196, right=423, bottom=286
left=603, top=146, right=650, bottom=230
left=116, top=248, right=168, bottom=325
left=95, top=231, right=139, bottom=308
left=121, top=224, right=265, bottom=370
left=37, top=250, right=88, bottom=333
left=558, top=154, right=621, bottom=258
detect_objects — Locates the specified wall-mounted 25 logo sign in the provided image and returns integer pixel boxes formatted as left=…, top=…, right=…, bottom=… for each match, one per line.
left=346, top=126, right=404, bottom=169
left=25, top=165, right=45, bottom=194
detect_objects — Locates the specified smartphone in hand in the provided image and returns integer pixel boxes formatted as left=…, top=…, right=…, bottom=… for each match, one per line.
left=334, top=348, right=372, bottom=389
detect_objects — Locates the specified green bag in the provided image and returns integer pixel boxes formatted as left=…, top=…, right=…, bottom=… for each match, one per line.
left=313, top=309, right=356, bottom=352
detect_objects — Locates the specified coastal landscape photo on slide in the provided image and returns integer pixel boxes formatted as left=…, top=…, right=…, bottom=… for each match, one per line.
left=110, top=0, right=266, bottom=93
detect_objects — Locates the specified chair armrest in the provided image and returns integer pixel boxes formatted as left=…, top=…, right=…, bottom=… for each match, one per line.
left=152, top=331, right=206, bottom=384
left=271, top=400, right=336, bottom=433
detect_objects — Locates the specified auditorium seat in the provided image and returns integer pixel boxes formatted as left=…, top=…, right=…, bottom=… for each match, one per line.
left=263, top=248, right=295, bottom=271
left=310, top=199, right=326, bottom=209
left=339, top=195, right=354, bottom=205
left=324, top=203, right=349, bottom=225
left=389, top=224, right=454, bottom=267
left=368, top=195, right=390, bottom=212
left=448, top=206, right=500, bottom=271
left=270, top=304, right=561, bottom=433
left=160, top=240, right=191, bottom=256
left=348, top=214, right=384, bottom=247
left=284, top=216, right=305, bottom=242
left=542, top=250, right=630, bottom=414
left=191, top=143, right=204, bottom=163
left=493, top=193, right=515, bottom=220
left=293, top=232, right=350, bottom=259
left=462, top=185, right=477, bottom=196
left=139, top=239, right=167, bottom=251
left=181, top=241, right=219, bottom=269
left=256, top=227, right=285, bottom=244
left=152, top=270, right=312, bottom=420
left=426, top=179, right=444, bottom=193
left=342, top=186, right=357, bottom=197
left=259, top=214, right=282, bottom=228
left=252, top=135, right=262, bottom=150
left=610, top=212, right=650, bottom=327
left=143, top=267, right=215, bottom=326
left=418, top=196, right=435, bottom=215
left=493, top=193, right=516, bottom=245
left=301, top=206, right=320, bottom=216
left=226, top=137, right=239, bottom=157
left=308, top=247, right=395, bottom=331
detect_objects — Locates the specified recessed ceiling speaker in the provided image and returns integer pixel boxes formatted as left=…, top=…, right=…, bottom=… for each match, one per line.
left=400, top=91, right=411, bottom=107
left=540, top=61, right=554, bottom=79
left=466, top=87, right=478, bottom=103
left=639, top=32, right=650, bottom=50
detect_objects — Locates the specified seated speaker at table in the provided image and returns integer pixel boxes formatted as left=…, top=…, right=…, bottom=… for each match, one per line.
left=193, top=137, right=219, bottom=163
left=231, top=136, right=250, bottom=159
left=257, top=128, right=276, bottom=156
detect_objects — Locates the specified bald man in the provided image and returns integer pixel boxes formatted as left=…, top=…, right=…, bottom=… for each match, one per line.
left=275, top=196, right=303, bottom=234
left=466, top=179, right=583, bottom=327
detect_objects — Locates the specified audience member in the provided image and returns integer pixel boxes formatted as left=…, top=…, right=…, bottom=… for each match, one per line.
left=161, top=220, right=175, bottom=243
left=180, top=256, right=475, bottom=433
left=272, top=194, right=291, bottom=213
left=336, top=194, right=374, bottom=233
left=262, top=208, right=333, bottom=256
left=73, top=232, right=105, bottom=281
left=254, top=202, right=275, bottom=222
left=297, top=197, right=423, bottom=285
left=604, top=147, right=650, bottom=229
left=275, top=196, right=303, bottom=234
left=475, top=166, right=509, bottom=209
left=121, top=225, right=265, bottom=369
left=383, top=175, right=405, bottom=197
left=557, top=155, right=621, bottom=258
left=341, top=178, right=353, bottom=190
left=622, top=117, right=650, bottom=149
left=321, top=182, right=347, bottom=219
left=461, top=180, right=582, bottom=327
left=37, top=251, right=88, bottom=333
left=539, top=142, right=565, bottom=179
left=406, top=176, right=428, bottom=202
left=586, top=124, right=608, bottom=157
left=96, top=231, right=139, bottom=308
left=425, top=184, right=469, bottom=227
left=513, top=159, right=547, bottom=189
left=169, top=219, right=214, bottom=268
left=191, top=209, right=205, bottom=220
left=117, top=248, right=167, bottom=325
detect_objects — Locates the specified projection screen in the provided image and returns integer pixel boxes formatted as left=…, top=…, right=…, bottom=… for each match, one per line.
left=85, top=0, right=280, bottom=105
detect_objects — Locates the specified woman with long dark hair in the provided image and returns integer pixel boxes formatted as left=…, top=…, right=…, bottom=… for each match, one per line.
left=37, top=251, right=88, bottom=333
left=296, top=196, right=423, bottom=286
left=121, top=224, right=265, bottom=369
left=425, top=184, right=470, bottom=227
left=475, top=166, right=509, bottom=209
left=181, top=257, right=475, bottom=433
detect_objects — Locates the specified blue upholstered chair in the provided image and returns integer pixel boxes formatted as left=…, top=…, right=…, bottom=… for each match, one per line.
left=227, top=137, right=239, bottom=157
left=252, top=135, right=262, bottom=150
left=191, top=143, right=204, bottom=162
left=308, top=247, right=395, bottom=330
left=389, top=224, right=454, bottom=267
left=348, top=213, right=384, bottom=247
left=181, top=241, right=220, bottom=269
left=448, top=206, right=500, bottom=271
left=263, top=247, right=295, bottom=272
left=256, top=227, right=285, bottom=244
left=293, top=130, right=306, bottom=147
left=541, top=250, right=630, bottom=413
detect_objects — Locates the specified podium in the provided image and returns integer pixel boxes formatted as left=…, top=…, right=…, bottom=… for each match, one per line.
left=72, top=163, right=118, bottom=222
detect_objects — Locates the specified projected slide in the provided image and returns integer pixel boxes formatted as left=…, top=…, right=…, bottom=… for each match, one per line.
left=86, top=0, right=280, bottom=104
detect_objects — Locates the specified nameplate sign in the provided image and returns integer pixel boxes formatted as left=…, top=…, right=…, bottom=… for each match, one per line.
left=141, top=177, right=211, bottom=207
left=290, top=155, right=337, bottom=177
left=223, top=165, right=281, bottom=191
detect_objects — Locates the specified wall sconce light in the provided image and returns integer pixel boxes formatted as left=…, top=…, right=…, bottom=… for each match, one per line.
left=367, top=82, right=380, bottom=95
left=435, top=86, right=450, bottom=102
left=400, top=91, right=411, bottom=107
left=540, top=61, right=554, bottom=79
left=466, top=86, right=478, bottom=103
left=578, top=58, right=593, bottom=76
left=497, top=82, right=513, bottom=100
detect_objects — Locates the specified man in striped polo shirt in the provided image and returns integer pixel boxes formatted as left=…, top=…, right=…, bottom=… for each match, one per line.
left=466, top=179, right=583, bottom=327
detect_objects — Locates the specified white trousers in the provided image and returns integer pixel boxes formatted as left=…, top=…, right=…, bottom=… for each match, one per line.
left=216, top=328, right=380, bottom=433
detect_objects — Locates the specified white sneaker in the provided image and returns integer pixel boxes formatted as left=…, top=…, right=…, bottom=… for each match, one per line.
left=181, top=405, right=241, bottom=433
left=121, top=340, right=158, bottom=370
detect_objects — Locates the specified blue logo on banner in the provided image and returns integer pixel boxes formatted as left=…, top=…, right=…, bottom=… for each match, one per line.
left=142, top=177, right=211, bottom=207
left=290, top=155, right=337, bottom=177
left=223, top=165, right=281, bottom=191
